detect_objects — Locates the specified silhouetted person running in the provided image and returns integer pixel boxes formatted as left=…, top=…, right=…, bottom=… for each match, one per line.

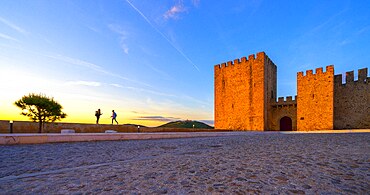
left=95, top=109, right=102, bottom=124
left=111, top=110, right=118, bottom=125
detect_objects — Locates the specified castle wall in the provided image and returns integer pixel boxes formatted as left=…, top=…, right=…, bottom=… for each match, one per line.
left=250, top=52, right=266, bottom=130
left=334, top=68, right=370, bottom=129
left=265, top=56, right=278, bottom=130
left=214, top=56, right=252, bottom=130
left=270, top=96, right=297, bottom=131
left=214, top=52, right=276, bottom=130
left=297, top=66, right=334, bottom=130
left=0, top=120, right=219, bottom=134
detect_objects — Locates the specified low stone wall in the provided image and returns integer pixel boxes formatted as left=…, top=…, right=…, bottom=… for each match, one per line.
left=0, top=120, right=219, bottom=134
left=0, top=132, right=245, bottom=145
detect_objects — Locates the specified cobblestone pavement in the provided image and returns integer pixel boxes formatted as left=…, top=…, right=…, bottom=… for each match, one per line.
left=0, top=132, right=369, bottom=194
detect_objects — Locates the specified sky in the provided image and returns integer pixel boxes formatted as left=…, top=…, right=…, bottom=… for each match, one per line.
left=0, top=0, right=369, bottom=127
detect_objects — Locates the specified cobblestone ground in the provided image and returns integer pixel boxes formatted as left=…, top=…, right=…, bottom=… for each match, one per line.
left=0, top=132, right=369, bottom=194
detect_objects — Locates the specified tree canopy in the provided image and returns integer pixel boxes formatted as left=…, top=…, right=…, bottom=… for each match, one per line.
left=14, top=93, right=67, bottom=133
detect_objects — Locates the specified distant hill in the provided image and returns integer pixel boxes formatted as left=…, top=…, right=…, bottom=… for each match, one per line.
left=158, top=120, right=214, bottom=129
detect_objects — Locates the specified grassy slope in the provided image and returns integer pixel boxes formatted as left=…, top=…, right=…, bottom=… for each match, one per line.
left=158, top=120, right=213, bottom=129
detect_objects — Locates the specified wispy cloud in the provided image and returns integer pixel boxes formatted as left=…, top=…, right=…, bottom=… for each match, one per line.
left=108, top=24, right=129, bottom=54
left=65, top=81, right=127, bottom=88
left=110, top=83, right=123, bottom=88
left=309, top=9, right=348, bottom=36
left=108, top=83, right=176, bottom=97
left=164, top=0, right=201, bottom=19
left=143, top=61, right=172, bottom=81
left=86, top=25, right=100, bottom=34
left=3, top=46, right=178, bottom=99
left=65, top=81, right=102, bottom=87
left=0, top=16, right=28, bottom=35
left=45, top=53, right=151, bottom=87
left=0, top=32, right=19, bottom=42
left=288, top=8, right=349, bottom=66
left=163, top=4, right=187, bottom=20
left=122, top=45, right=129, bottom=54
left=134, top=116, right=180, bottom=122
left=123, top=86, right=177, bottom=97
left=63, top=80, right=180, bottom=102
left=181, top=95, right=211, bottom=106
left=356, top=26, right=370, bottom=35
left=125, top=0, right=200, bottom=71
left=291, top=8, right=348, bottom=48
left=199, top=119, right=214, bottom=126
left=192, top=0, right=200, bottom=7
left=338, top=25, right=370, bottom=46
left=47, top=54, right=107, bottom=73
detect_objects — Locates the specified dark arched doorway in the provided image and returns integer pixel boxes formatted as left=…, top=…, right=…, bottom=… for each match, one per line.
left=280, top=116, right=292, bottom=131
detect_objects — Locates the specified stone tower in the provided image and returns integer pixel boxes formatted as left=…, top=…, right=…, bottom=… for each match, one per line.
left=214, top=52, right=277, bottom=130
left=297, top=66, right=335, bottom=130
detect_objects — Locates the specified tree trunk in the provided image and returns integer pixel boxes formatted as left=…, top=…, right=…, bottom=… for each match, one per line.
left=38, top=120, right=42, bottom=133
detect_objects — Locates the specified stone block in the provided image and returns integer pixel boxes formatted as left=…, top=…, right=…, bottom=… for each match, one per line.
left=105, top=130, right=117, bottom=133
left=61, top=129, right=75, bottom=134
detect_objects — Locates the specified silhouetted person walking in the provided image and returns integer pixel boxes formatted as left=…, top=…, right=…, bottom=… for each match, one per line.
left=111, top=110, right=118, bottom=125
left=95, top=109, right=102, bottom=124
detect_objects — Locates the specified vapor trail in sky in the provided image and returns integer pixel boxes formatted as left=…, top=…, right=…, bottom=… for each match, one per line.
left=125, top=0, right=200, bottom=72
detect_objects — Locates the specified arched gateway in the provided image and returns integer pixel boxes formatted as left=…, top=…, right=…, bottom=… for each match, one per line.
left=280, top=116, right=292, bottom=131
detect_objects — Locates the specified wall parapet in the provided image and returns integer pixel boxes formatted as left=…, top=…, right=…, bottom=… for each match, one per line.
left=0, top=120, right=216, bottom=134
left=214, top=51, right=273, bottom=69
left=297, top=65, right=334, bottom=78
left=271, top=95, right=297, bottom=106
left=334, top=68, right=369, bottom=86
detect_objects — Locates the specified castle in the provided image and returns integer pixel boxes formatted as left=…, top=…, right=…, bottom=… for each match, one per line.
left=214, top=52, right=369, bottom=131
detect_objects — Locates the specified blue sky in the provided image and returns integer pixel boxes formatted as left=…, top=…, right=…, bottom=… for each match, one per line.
left=0, top=0, right=369, bottom=126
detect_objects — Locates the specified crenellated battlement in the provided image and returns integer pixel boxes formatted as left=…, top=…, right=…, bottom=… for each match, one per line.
left=214, top=51, right=272, bottom=69
left=346, top=71, right=354, bottom=83
left=214, top=56, right=249, bottom=69
left=215, top=51, right=369, bottom=131
left=359, top=68, right=368, bottom=81
left=271, top=95, right=297, bottom=107
left=334, top=68, right=369, bottom=85
left=297, top=65, right=334, bottom=78
left=334, top=74, right=342, bottom=84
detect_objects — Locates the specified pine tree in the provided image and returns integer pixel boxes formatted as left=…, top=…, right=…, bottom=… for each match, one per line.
left=14, top=93, right=67, bottom=133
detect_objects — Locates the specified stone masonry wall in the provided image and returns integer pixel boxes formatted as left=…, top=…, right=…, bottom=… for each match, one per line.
left=265, top=55, right=277, bottom=130
left=250, top=52, right=267, bottom=130
left=0, top=121, right=140, bottom=133
left=270, top=96, right=297, bottom=131
left=215, top=52, right=273, bottom=130
left=297, top=66, right=335, bottom=130
left=214, top=55, right=254, bottom=130
left=334, top=68, right=370, bottom=129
